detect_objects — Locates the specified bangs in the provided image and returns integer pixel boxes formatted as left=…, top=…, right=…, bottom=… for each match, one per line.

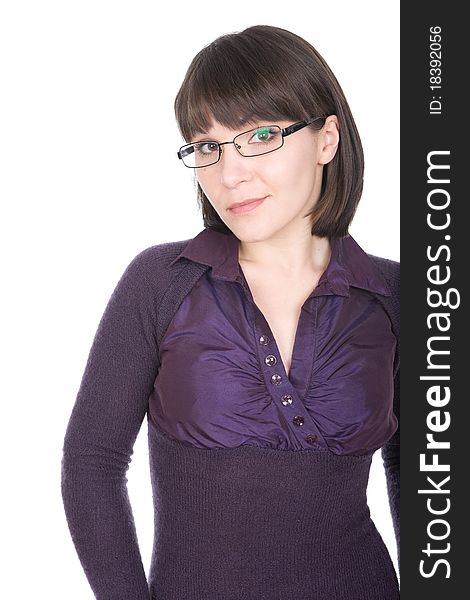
left=175, top=32, right=318, bottom=141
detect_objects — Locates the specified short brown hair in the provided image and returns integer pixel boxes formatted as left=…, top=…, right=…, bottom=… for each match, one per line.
left=174, top=25, right=364, bottom=238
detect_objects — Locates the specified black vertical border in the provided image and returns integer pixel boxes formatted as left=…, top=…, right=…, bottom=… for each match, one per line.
left=401, top=3, right=466, bottom=597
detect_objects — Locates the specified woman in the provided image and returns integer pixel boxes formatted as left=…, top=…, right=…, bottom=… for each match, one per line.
left=61, top=25, right=400, bottom=599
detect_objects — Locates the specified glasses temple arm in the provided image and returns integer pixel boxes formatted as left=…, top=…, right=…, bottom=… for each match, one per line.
left=282, top=116, right=327, bottom=137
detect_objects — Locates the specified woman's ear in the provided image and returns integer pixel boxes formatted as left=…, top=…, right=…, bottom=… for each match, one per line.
left=318, top=115, right=340, bottom=165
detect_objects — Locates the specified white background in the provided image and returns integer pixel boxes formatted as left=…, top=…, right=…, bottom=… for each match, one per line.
left=0, top=1, right=399, bottom=597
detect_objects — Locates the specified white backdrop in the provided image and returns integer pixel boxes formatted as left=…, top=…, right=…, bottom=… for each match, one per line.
left=0, top=1, right=399, bottom=597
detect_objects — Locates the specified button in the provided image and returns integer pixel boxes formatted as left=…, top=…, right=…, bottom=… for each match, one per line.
left=265, top=354, right=277, bottom=367
left=305, top=434, right=317, bottom=445
left=281, top=394, right=293, bottom=406
left=259, top=334, right=270, bottom=345
left=270, top=374, right=282, bottom=385
left=293, top=415, right=304, bottom=426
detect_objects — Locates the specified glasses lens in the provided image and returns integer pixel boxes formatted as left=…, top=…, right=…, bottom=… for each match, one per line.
left=236, top=126, right=283, bottom=156
left=180, top=142, right=219, bottom=168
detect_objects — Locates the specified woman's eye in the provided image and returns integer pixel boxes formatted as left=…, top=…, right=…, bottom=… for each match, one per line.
left=253, top=127, right=272, bottom=142
left=196, top=142, right=218, bottom=155
left=249, top=127, right=279, bottom=144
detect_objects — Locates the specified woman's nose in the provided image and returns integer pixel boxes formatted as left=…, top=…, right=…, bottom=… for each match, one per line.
left=218, top=143, right=253, bottom=186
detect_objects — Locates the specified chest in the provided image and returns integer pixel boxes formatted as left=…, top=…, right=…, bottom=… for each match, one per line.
left=239, top=266, right=321, bottom=378
left=151, top=261, right=398, bottom=453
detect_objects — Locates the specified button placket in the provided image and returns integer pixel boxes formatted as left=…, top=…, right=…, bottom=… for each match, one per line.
left=238, top=273, right=325, bottom=449
left=255, top=324, right=324, bottom=448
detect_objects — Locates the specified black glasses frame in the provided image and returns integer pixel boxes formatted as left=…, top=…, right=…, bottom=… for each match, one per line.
left=177, top=115, right=327, bottom=168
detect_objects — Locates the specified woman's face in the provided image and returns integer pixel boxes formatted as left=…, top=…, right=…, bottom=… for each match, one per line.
left=194, top=116, right=339, bottom=243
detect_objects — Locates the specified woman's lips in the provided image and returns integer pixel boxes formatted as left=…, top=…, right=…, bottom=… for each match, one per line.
left=229, top=197, right=266, bottom=215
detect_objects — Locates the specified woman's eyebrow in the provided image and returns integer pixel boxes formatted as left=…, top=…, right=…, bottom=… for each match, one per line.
left=191, top=120, right=272, bottom=143
left=190, top=128, right=216, bottom=140
left=194, top=123, right=257, bottom=140
left=191, top=133, right=217, bottom=143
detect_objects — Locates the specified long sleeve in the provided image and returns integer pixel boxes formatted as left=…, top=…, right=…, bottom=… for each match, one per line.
left=370, top=254, right=400, bottom=575
left=381, top=369, right=400, bottom=573
left=61, top=248, right=160, bottom=599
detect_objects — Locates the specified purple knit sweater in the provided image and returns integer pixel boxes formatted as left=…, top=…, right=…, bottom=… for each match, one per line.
left=61, top=229, right=400, bottom=599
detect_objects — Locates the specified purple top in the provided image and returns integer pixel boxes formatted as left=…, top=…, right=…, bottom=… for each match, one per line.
left=61, top=230, right=400, bottom=599
left=149, top=227, right=398, bottom=455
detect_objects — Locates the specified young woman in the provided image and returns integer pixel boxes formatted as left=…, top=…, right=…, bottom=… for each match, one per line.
left=62, top=24, right=400, bottom=599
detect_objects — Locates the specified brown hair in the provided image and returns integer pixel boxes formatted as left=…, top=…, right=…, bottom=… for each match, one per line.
left=174, top=25, right=364, bottom=238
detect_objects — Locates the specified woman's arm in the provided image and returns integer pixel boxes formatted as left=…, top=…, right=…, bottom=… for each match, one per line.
left=61, top=248, right=160, bottom=600
left=369, top=254, right=400, bottom=573
left=381, top=370, right=400, bottom=573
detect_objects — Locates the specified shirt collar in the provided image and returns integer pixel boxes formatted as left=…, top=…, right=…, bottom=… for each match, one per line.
left=169, top=227, right=391, bottom=297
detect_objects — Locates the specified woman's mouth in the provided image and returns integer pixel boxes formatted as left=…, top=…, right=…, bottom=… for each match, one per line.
left=228, top=197, right=267, bottom=215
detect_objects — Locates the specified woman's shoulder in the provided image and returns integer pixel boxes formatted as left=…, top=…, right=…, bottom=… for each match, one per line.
left=366, top=253, right=400, bottom=338
left=111, top=237, right=194, bottom=305
left=124, top=237, right=192, bottom=277
left=366, top=252, right=400, bottom=290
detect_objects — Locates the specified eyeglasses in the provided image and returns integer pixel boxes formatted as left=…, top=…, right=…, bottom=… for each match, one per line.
left=177, top=116, right=327, bottom=168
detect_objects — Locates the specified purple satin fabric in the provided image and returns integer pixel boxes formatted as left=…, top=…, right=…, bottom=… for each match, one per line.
left=148, top=228, right=398, bottom=455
